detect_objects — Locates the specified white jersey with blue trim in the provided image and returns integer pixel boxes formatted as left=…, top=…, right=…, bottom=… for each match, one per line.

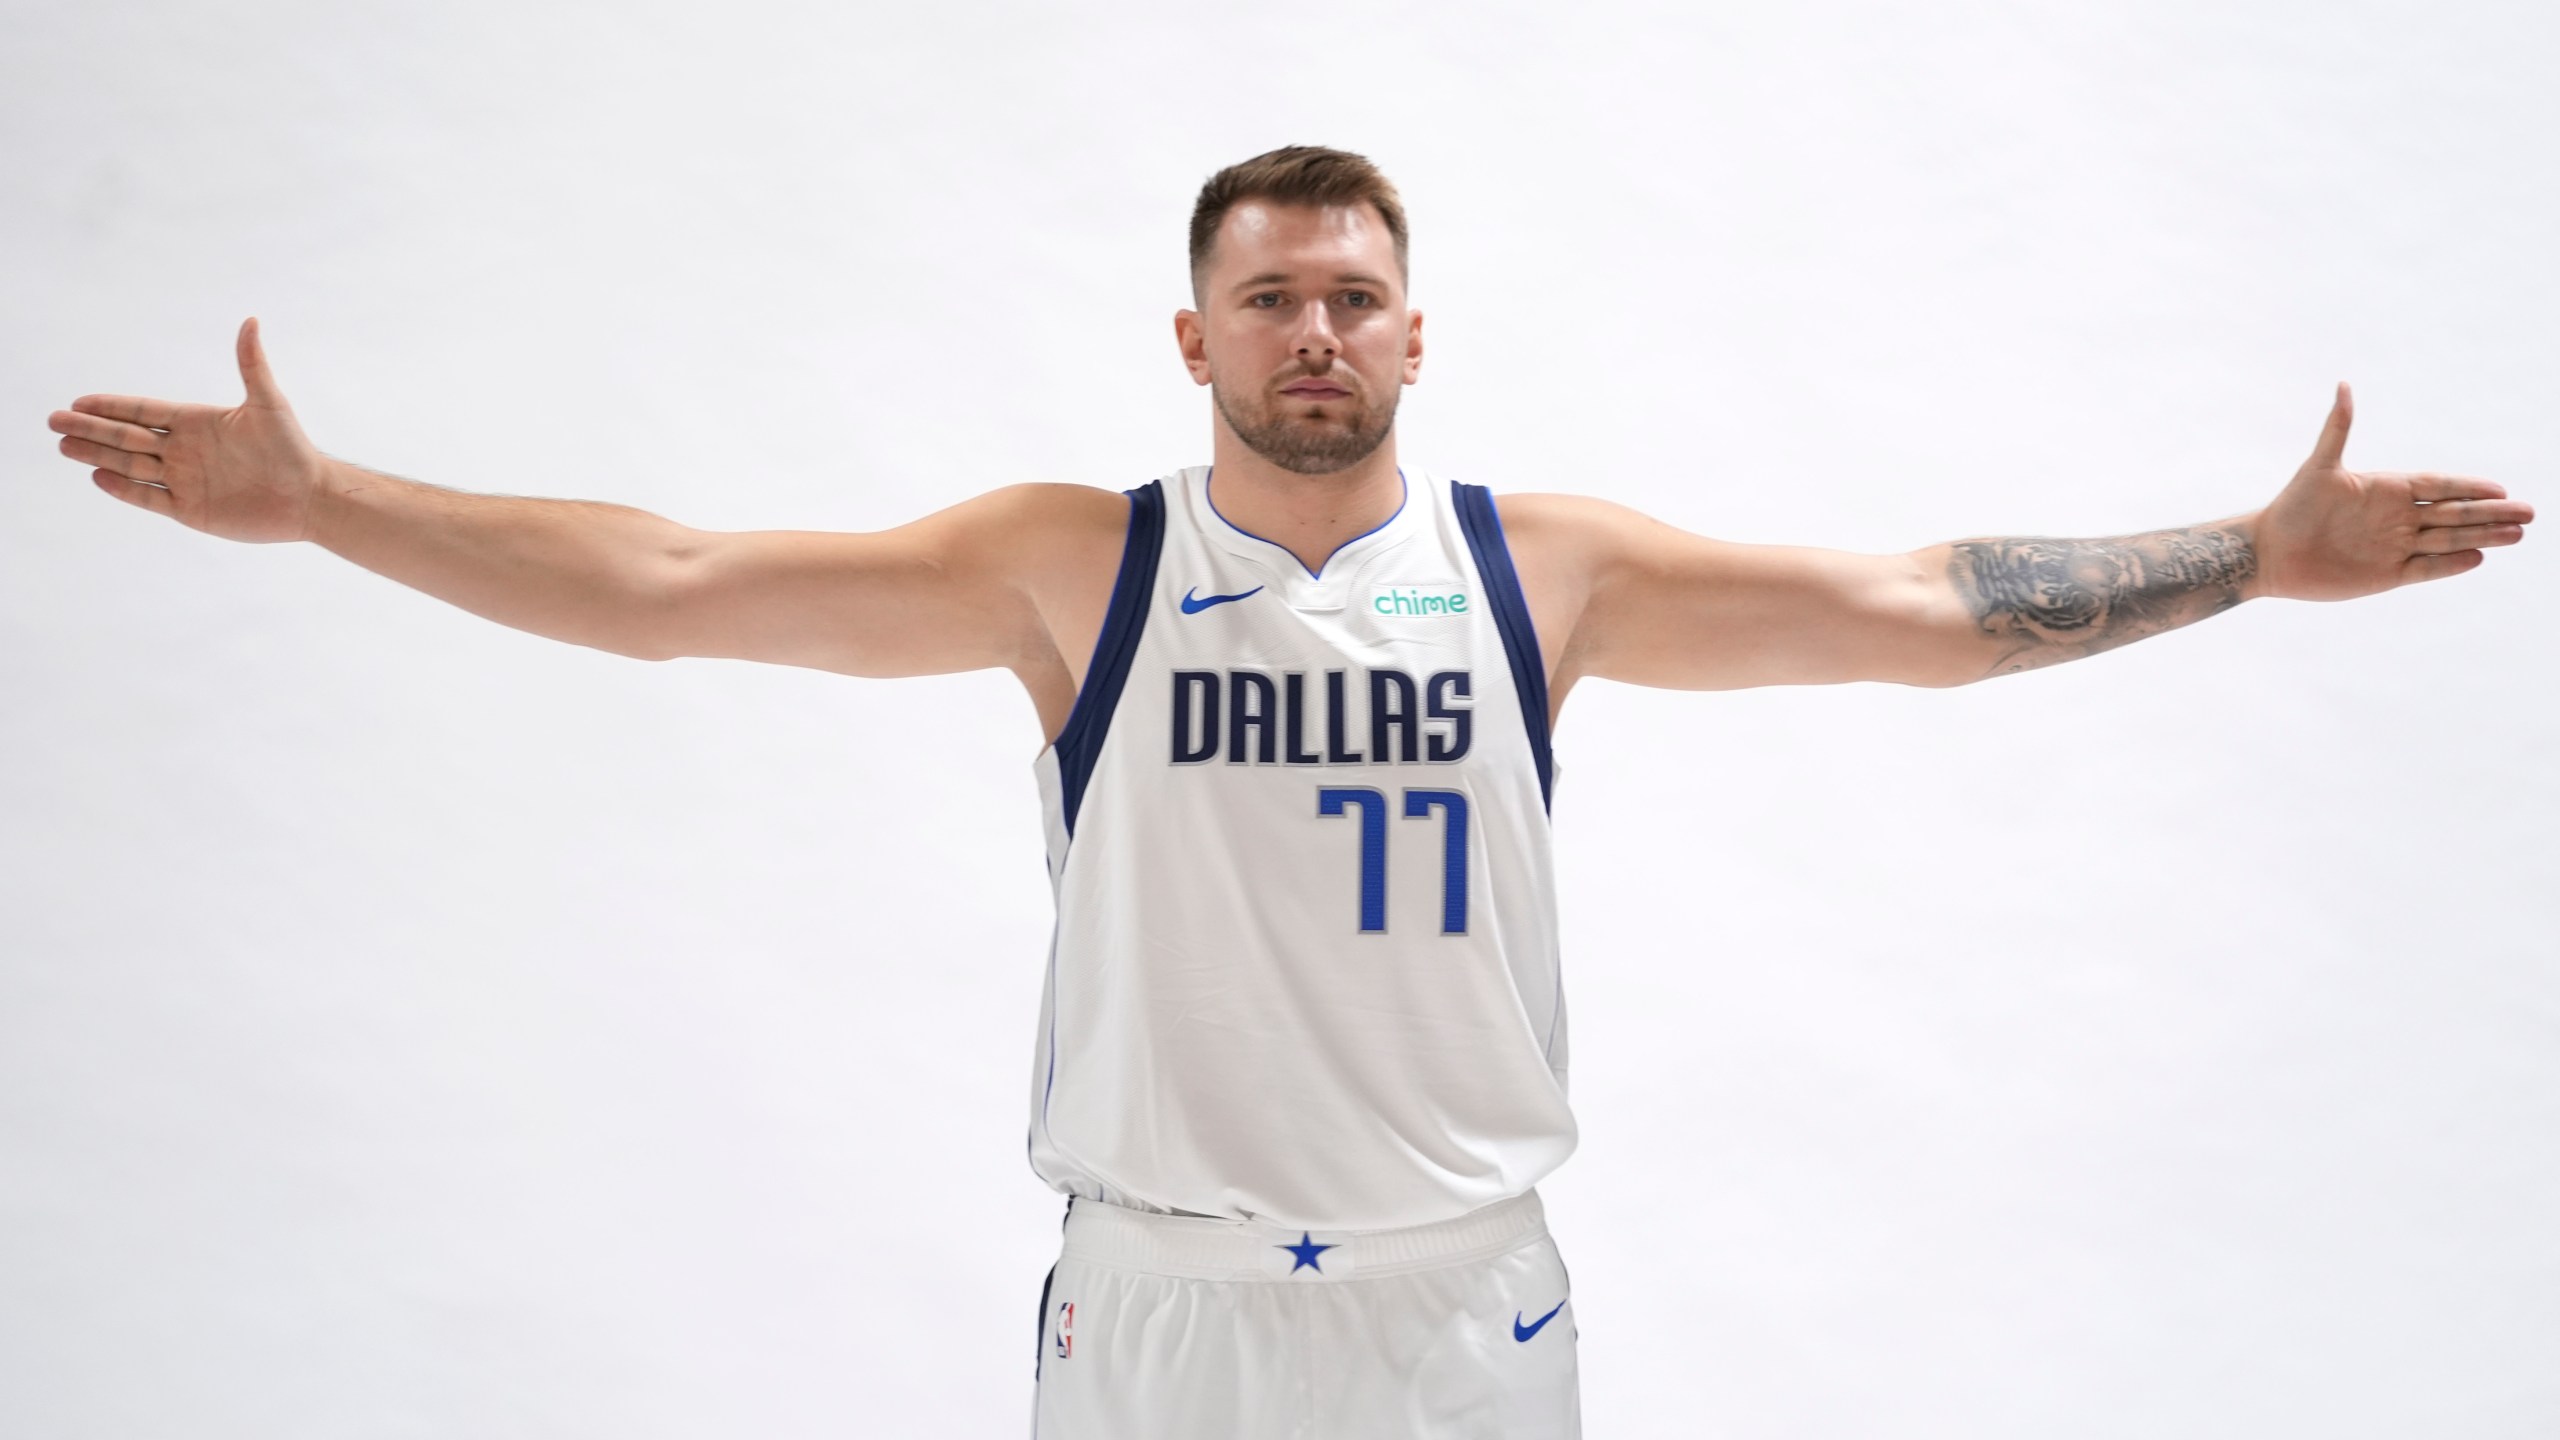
left=1027, top=463, right=1575, bottom=1232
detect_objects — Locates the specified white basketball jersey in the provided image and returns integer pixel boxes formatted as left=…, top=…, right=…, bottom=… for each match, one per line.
left=1027, top=464, right=1575, bottom=1232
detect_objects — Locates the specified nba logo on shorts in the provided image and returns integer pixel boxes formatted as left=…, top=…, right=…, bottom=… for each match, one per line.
left=1054, top=1300, right=1074, bottom=1360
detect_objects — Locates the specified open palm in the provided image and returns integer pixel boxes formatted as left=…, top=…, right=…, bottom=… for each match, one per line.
left=48, top=316, right=328, bottom=544
left=2254, top=382, right=2532, bottom=601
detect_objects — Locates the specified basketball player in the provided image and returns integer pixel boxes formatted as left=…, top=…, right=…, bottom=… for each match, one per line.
left=47, top=146, right=2532, bottom=1438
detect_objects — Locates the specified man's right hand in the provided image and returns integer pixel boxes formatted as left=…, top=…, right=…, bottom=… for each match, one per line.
left=49, top=315, right=329, bottom=544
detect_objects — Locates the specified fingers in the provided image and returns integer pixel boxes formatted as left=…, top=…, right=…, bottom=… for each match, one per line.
left=2309, top=381, right=2353, bottom=468
left=48, top=406, right=167, bottom=458
left=2406, top=473, right=2510, bottom=502
left=2414, top=497, right=2534, bottom=527
left=57, top=432, right=165, bottom=483
left=68, top=393, right=183, bottom=429
left=90, top=469, right=176, bottom=518
left=2401, top=548, right=2483, bottom=583
left=2411, top=521, right=2526, bottom=553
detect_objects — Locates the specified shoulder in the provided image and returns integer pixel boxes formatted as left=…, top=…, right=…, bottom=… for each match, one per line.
left=1487, top=491, right=1694, bottom=580
left=911, top=481, right=1131, bottom=578
left=948, top=480, right=1131, bottom=536
left=1489, top=490, right=1656, bottom=538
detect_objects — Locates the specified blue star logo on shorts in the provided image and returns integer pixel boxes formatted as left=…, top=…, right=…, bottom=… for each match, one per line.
left=1279, top=1232, right=1337, bottom=1274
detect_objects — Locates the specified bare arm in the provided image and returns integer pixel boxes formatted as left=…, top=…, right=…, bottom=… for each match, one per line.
left=299, top=457, right=699, bottom=659
left=1521, top=384, right=2531, bottom=694
left=51, top=318, right=708, bottom=660
left=646, top=482, right=1124, bottom=679
left=49, top=317, right=1121, bottom=688
left=307, top=465, right=1115, bottom=676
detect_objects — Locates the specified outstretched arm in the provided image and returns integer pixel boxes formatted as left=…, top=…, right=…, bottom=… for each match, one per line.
left=48, top=317, right=1122, bottom=684
left=1518, top=383, right=2532, bottom=694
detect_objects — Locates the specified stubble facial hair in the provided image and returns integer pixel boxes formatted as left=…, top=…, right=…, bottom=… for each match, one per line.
left=1211, top=370, right=1399, bottom=476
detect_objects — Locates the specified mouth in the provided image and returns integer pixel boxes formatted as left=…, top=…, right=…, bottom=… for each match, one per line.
left=1280, top=384, right=1352, bottom=401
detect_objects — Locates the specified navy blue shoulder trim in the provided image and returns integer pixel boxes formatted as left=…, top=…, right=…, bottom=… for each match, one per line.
left=1053, top=480, right=1166, bottom=835
left=1451, top=480, right=1553, bottom=811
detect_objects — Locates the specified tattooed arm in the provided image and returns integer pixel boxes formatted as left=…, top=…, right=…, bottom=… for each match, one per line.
left=1500, top=384, right=2530, bottom=705
left=1942, top=520, right=2260, bottom=678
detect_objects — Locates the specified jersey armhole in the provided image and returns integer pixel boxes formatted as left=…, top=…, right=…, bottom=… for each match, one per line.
left=1450, top=480, right=1554, bottom=811
left=1053, top=479, right=1167, bottom=834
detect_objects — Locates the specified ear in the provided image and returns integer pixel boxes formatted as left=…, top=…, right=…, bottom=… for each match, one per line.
left=1174, top=308, right=1212, bottom=386
left=1402, top=307, right=1424, bottom=385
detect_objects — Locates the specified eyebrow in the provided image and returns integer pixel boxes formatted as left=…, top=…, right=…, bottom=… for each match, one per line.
left=1228, top=271, right=1393, bottom=296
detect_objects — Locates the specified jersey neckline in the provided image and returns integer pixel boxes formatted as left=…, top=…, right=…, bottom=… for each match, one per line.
left=1199, top=464, right=1417, bottom=582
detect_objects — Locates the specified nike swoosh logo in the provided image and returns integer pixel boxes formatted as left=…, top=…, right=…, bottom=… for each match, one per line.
left=1180, top=585, right=1265, bottom=614
left=1513, top=1300, right=1567, bottom=1342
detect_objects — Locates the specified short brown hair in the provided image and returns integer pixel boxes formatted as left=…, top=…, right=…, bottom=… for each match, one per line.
left=1188, top=145, right=1409, bottom=303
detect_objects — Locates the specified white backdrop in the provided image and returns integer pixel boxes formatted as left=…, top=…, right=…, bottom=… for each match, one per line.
left=4, top=2, right=2554, bottom=1436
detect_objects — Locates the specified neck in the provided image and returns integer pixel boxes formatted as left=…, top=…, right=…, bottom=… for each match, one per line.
left=1205, top=430, right=1405, bottom=577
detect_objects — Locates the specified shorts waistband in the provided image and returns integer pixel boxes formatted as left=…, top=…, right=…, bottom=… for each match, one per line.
left=1059, top=1189, right=1547, bottom=1282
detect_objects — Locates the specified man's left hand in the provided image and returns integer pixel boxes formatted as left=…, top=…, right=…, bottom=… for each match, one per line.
left=2252, top=382, right=2533, bottom=602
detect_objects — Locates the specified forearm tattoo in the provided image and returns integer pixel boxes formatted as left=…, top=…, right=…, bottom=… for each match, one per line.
left=1947, top=525, right=2257, bottom=678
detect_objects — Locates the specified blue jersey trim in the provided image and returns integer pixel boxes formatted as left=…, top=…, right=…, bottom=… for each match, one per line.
left=1033, top=1258, right=1057, bottom=1384
left=1450, top=480, right=1554, bottom=810
left=1053, top=480, right=1167, bottom=836
left=1205, top=465, right=1407, bottom=579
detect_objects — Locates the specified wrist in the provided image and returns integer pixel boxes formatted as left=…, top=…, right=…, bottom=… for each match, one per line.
left=2230, top=508, right=2273, bottom=602
left=303, top=455, right=377, bottom=550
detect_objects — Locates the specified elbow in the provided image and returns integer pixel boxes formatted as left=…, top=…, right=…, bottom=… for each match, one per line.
left=1883, top=561, right=1991, bottom=688
left=1885, top=655, right=1988, bottom=689
left=1909, top=634, right=2010, bottom=688
left=592, top=638, right=678, bottom=663
left=603, top=631, right=681, bottom=668
left=613, top=555, right=699, bottom=663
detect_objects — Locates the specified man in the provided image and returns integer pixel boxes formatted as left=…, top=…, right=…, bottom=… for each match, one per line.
left=47, top=145, right=2532, bottom=1438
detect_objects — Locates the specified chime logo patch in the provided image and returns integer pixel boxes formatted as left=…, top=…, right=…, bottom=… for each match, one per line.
left=1368, top=583, right=1472, bottom=620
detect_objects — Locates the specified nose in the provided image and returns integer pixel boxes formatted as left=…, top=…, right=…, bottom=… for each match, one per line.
left=1292, top=302, right=1339, bottom=361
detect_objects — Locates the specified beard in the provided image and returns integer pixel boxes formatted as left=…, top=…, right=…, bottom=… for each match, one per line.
left=1211, top=370, right=1399, bottom=476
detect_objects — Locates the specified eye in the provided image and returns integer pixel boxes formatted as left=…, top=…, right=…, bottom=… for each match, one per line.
left=1342, top=291, right=1373, bottom=308
left=1252, top=292, right=1283, bottom=308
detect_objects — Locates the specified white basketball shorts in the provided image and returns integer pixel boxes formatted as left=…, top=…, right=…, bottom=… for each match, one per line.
left=1029, top=1188, right=1580, bottom=1439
